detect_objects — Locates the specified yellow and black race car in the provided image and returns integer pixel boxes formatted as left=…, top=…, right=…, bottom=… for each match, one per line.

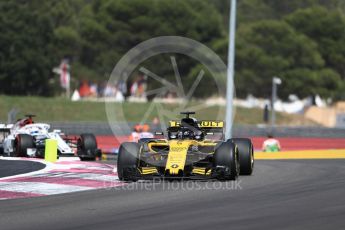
left=117, top=112, right=254, bottom=181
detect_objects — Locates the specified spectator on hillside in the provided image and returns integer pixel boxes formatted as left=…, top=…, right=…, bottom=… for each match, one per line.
left=130, top=75, right=147, bottom=98
left=137, top=75, right=147, bottom=97
left=98, top=81, right=106, bottom=97
left=89, top=82, right=98, bottom=97
left=130, top=80, right=138, bottom=97
left=79, top=80, right=91, bottom=97
left=117, top=80, right=127, bottom=97
left=104, top=83, right=116, bottom=97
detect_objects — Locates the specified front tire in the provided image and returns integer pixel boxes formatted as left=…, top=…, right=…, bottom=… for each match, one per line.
left=117, top=142, right=139, bottom=181
left=213, top=141, right=239, bottom=181
left=232, top=138, right=254, bottom=175
left=78, top=134, right=98, bottom=161
left=14, top=134, right=35, bottom=157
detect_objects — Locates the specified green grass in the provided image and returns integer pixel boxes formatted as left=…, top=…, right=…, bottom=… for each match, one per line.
left=0, top=95, right=317, bottom=126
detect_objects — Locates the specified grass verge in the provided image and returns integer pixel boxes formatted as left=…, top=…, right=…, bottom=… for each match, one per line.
left=0, top=95, right=317, bottom=126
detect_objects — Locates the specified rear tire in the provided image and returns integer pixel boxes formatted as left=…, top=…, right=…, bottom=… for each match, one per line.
left=213, top=141, right=239, bottom=180
left=232, top=138, right=254, bottom=175
left=78, top=134, right=97, bottom=161
left=117, top=142, right=139, bottom=181
left=14, top=134, right=35, bottom=157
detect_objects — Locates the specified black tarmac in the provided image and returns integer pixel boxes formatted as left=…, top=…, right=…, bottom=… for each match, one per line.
left=1, top=160, right=344, bottom=230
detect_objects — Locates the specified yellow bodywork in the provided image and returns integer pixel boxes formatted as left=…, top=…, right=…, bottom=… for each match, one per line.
left=146, top=139, right=217, bottom=175
left=139, top=119, right=222, bottom=176
left=140, top=167, right=159, bottom=175
left=165, top=140, right=192, bottom=175
left=192, top=167, right=212, bottom=176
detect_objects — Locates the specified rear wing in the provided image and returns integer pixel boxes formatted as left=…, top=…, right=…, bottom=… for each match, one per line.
left=169, top=120, right=224, bottom=133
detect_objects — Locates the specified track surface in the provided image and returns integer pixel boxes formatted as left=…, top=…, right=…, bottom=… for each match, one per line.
left=1, top=160, right=345, bottom=230
left=0, top=160, right=45, bottom=178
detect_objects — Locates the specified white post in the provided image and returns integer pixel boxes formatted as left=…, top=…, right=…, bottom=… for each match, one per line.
left=271, top=77, right=282, bottom=129
left=225, top=0, right=237, bottom=140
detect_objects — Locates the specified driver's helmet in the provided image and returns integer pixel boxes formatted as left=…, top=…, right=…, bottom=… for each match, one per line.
left=19, top=118, right=34, bottom=127
left=178, top=117, right=204, bottom=140
left=181, top=117, right=198, bottom=129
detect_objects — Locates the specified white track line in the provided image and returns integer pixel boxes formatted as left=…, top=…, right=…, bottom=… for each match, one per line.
left=0, top=182, right=91, bottom=195
left=0, top=157, right=120, bottom=200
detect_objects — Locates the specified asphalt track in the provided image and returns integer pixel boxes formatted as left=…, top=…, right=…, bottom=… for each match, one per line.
left=0, top=159, right=345, bottom=230
left=0, top=160, right=45, bottom=178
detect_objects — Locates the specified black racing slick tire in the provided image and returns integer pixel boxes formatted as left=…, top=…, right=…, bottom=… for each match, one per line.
left=232, top=138, right=254, bottom=175
left=14, top=134, right=35, bottom=157
left=117, top=142, right=139, bottom=182
left=213, top=141, right=239, bottom=181
left=78, top=134, right=97, bottom=161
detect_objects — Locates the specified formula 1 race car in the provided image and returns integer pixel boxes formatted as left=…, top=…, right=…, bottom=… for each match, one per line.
left=0, top=115, right=100, bottom=161
left=117, top=112, right=254, bottom=181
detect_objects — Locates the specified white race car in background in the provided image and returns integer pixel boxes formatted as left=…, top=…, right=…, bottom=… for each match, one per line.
left=0, top=115, right=100, bottom=161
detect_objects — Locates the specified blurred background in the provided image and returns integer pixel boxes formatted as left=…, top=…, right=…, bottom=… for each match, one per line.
left=1, top=0, right=345, bottom=143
